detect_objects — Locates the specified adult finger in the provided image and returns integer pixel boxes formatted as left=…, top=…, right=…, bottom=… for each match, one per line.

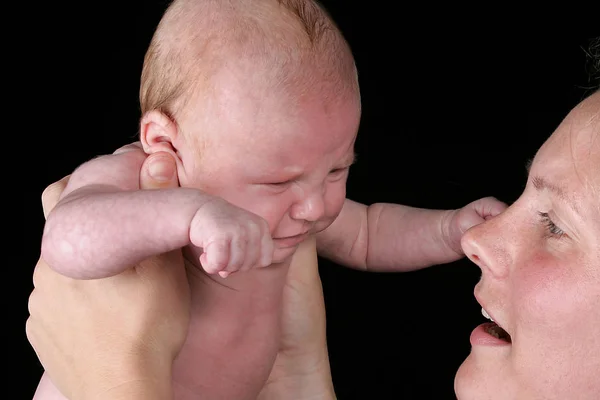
left=41, top=175, right=71, bottom=218
left=140, top=151, right=179, bottom=190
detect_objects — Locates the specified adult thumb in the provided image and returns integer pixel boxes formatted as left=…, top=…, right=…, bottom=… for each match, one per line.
left=140, top=151, right=179, bottom=190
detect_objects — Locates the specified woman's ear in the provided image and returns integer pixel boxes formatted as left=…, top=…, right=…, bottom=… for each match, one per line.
left=139, top=110, right=183, bottom=163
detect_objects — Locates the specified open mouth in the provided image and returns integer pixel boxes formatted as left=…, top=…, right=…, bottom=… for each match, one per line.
left=482, top=308, right=512, bottom=343
left=484, top=322, right=511, bottom=343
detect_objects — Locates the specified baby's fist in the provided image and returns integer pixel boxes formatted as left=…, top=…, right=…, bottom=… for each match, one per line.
left=446, top=196, right=507, bottom=255
left=190, top=197, right=274, bottom=277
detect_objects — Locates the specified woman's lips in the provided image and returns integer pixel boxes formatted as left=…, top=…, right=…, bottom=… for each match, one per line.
left=470, top=322, right=512, bottom=346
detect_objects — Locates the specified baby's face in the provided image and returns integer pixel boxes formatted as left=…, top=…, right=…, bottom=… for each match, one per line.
left=177, top=80, right=361, bottom=264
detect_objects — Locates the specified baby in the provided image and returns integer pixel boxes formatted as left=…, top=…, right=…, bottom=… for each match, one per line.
left=37, top=0, right=505, bottom=399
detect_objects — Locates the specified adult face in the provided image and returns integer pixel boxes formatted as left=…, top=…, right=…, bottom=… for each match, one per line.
left=456, top=91, right=600, bottom=399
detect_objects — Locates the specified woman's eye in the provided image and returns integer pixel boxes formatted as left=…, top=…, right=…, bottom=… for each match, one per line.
left=538, top=212, right=566, bottom=238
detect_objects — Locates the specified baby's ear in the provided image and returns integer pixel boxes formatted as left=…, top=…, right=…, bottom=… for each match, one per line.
left=139, top=110, right=182, bottom=162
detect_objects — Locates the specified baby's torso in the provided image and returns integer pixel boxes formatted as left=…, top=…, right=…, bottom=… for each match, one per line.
left=170, top=244, right=292, bottom=399
left=34, top=240, right=319, bottom=400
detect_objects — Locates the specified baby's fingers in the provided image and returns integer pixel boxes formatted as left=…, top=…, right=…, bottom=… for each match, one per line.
left=259, top=233, right=274, bottom=267
left=238, top=226, right=262, bottom=272
left=224, top=233, right=249, bottom=273
left=201, top=240, right=230, bottom=274
left=477, top=196, right=508, bottom=220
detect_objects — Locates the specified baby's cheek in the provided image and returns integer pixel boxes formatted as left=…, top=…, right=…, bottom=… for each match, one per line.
left=324, top=182, right=346, bottom=219
left=311, top=186, right=345, bottom=233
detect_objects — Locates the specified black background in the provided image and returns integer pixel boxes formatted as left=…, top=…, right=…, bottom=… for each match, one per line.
left=15, top=2, right=598, bottom=399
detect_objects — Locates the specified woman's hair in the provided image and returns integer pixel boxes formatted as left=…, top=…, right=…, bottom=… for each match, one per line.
left=586, top=36, right=600, bottom=91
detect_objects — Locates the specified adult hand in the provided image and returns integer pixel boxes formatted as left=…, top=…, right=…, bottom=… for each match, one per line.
left=258, top=236, right=336, bottom=400
left=27, top=149, right=190, bottom=400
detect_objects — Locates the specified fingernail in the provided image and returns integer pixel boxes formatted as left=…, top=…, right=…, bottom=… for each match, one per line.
left=148, top=157, right=175, bottom=182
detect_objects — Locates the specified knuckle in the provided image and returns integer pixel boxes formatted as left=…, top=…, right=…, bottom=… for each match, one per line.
left=27, top=290, right=38, bottom=317
left=32, top=258, right=46, bottom=288
left=25, top=318, right=35, bottom=345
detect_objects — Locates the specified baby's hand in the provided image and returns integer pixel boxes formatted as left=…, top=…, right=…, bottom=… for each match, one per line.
left=190, top=197, right=274, bottom=277
left=446, top=196, right=507, bottom=255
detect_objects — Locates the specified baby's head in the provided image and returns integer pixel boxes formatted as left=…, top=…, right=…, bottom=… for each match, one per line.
left=139, top=0, right=361, bottom=262
left=140, top=0, right=359, bottom=119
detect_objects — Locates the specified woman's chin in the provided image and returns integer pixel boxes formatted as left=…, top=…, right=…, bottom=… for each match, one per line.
left=454, top=353, right=517, bottom=400
left=453, top=355, right=474, bottom=399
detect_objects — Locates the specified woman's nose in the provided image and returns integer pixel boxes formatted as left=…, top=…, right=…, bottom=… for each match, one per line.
left=460, top=218, right=511, bottom=279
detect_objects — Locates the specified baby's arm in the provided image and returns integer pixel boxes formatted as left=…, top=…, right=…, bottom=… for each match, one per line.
left=316, top=197, right=505, bottom=272
left=40, top=147, right=213, bottom=279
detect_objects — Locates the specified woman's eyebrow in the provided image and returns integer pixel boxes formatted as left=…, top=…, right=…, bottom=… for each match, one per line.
left=526, top=159, right=583, bottom=218
left=533, top=176, right=582, bottom=218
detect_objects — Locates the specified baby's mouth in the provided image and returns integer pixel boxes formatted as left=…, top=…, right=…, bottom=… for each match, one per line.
left=482, top=308, right=512, bottom=343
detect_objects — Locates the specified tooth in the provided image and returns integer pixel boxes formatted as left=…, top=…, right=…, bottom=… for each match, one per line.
left=481, top=308, right=494, bottom=322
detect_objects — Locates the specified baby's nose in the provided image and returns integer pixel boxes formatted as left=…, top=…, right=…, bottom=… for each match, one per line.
left=291, top=192, right=325, bottom=222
